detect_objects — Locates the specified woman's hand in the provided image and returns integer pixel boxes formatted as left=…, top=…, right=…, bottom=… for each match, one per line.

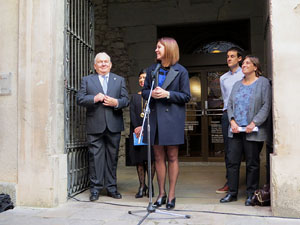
left=151, top=87, right=169, bottom=99
left=246, top=121, right=256, bottom=133
left=230, top=119, right=240, bottom=133
left=134, top=126, right=142, bottom=138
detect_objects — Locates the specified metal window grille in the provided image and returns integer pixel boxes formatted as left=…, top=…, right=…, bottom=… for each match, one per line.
left=64, top=0, right=94, bottom=197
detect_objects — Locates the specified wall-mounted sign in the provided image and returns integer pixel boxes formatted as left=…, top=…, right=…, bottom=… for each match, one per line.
left=211, top=121, right=223, bottom=143
left=0, top=73, right=12, bottom=95
left=184, top=121, right=199, bottom=131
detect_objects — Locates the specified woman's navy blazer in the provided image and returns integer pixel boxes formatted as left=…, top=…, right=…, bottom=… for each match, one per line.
left=142, top=63, right=191, bottom=145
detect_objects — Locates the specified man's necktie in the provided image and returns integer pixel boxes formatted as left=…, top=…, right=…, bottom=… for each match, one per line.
left=103, top=76, right=108, bottom=94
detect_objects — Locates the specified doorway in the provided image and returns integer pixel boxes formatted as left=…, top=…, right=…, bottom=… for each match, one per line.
left=180, top=66, right=228, bottom=162
left=158, top=20, right=250, bottom=162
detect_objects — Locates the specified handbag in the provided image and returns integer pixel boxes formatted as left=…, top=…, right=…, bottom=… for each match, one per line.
left=250, top=184, right=271, bottom=206
left=0, top=193, right=14, bottom=213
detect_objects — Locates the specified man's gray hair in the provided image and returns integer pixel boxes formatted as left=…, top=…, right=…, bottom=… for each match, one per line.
left=94, top=52, right=111, bottom=64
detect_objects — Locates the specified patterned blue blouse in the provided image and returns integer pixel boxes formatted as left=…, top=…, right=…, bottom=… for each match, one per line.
left=233, top=81, right=257, bottom=126
left=158, top=67, right=169, bottom=87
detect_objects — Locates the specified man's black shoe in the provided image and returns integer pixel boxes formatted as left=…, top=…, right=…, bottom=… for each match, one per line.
left=90, top=192, right=100, bottom=201
left=107, top=191, right=122, bottom=199
left=220, top=194, right=237, bottom=203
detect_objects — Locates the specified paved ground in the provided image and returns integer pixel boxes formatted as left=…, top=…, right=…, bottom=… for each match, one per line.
left=1, top=164, right=300, bottom=225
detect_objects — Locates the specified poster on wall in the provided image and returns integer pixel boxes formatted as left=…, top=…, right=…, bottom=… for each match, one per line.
left=211, top=121, right=223, bottom=143
left=0, top=73, right=12, bottom=96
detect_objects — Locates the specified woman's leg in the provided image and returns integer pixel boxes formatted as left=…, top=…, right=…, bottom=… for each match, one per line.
left=244, top=139, right=263, bottom=197
left=145, top=161, right=156, bottom=186
left=227, top=134, right=243, bottom=197
left=166, top=145, right=179, bottom=201
left=135, top=162, right=147, bottom=198
left=136, top=163, right=145, bottom=189
left=151, top=161, right=156, bottom=183
left=144, top=160, right=156, bottom=196
left=154, top=145, right=166, bottom=198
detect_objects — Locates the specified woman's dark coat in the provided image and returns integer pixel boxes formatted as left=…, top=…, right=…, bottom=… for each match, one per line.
left=128, top=93, right=152, bottom=164
left=142, top=63, right=191, bottom=145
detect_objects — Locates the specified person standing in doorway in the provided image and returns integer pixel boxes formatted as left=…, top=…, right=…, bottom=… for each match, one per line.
left=77, top=52, right=129, bottom=201
left=216, top=47, right=244, bottom=194
left=220, top=55, right=271, bottom=205
left=142, top=37, right=191, bottom=210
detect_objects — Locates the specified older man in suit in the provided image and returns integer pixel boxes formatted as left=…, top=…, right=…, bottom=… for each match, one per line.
left=77, top=52, right=129, bottom=201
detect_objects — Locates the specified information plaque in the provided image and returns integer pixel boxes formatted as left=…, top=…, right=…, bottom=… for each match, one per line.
left=0, top=73, right=12, bottom=95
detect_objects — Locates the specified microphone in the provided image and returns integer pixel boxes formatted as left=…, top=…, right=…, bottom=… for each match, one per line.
left=151, top=63, right=161, bottom=79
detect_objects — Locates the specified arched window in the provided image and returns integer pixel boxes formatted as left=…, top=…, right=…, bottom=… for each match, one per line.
left=193, top=41, right=244, bottom=54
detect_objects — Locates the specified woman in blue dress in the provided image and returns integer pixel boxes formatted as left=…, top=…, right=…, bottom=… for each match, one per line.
left=142, top=37, right=191, bottom=210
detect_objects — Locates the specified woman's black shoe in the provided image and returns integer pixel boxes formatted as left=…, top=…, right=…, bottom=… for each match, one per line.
left=153, top=195, right=167, bottom=207
left=166, top=198, right=176, bottom=210
left=135, top=186, right=148, bottom=198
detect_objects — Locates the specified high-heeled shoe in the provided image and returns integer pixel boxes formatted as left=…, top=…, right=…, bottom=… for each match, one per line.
left=153, top=195, right=167, bottom=207
left=166, top=197, right=176, bottom=210
left=135, top=185, right=148, bottom=198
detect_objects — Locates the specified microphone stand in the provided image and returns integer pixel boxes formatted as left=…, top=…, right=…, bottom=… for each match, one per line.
left=128, top=69, right=191, bottom=225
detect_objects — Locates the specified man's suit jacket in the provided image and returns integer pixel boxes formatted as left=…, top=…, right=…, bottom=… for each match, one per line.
left=77, top=72, right=129, bottom=134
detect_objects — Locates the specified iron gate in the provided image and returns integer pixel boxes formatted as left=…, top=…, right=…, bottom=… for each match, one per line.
left=64, top=0, right=94, bottom=196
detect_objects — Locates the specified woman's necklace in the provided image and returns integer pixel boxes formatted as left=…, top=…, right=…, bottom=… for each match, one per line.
left=140, top=97, right=146, bottom=118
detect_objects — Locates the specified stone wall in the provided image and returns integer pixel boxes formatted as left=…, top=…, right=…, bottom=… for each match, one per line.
left=94, top=2, right=132, bottom=84
left=0, top=0, right=67, bottom=207
left=0, top=0, right=19, bottom=204
left=16, top=0, right=66, bottom=207
left=270, top=0, right=300, bottom=218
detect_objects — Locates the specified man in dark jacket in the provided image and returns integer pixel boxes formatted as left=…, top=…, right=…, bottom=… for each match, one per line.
left=77, top=52, right=129, bottom=201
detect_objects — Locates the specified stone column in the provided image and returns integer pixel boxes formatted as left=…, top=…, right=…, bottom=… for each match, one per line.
left=17, top=0, right=67, bottom=207
left=0, top=0, right=19, bottom=203
left=270, top=0, right=300, bottom=218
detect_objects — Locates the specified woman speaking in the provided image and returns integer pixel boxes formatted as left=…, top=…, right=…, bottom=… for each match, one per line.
left=142, top=37, right=191, bottom=210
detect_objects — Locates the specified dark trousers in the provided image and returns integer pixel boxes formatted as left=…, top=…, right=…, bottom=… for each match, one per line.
left=221, top=111, right=229, bottom=183
left=87, top=129, right=121, bottom=193
left=227, top=133, right=263, bottom=197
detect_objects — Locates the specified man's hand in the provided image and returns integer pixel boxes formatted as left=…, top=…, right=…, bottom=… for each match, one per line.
left=94, top=93, right=105, bottom=103
left=103, top=95, right=118, bottom=107
left=151, top=87, right=169, bottom=99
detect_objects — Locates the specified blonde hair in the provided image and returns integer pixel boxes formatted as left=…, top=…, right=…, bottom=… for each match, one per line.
left=157, top=37, right=179, bottom=66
